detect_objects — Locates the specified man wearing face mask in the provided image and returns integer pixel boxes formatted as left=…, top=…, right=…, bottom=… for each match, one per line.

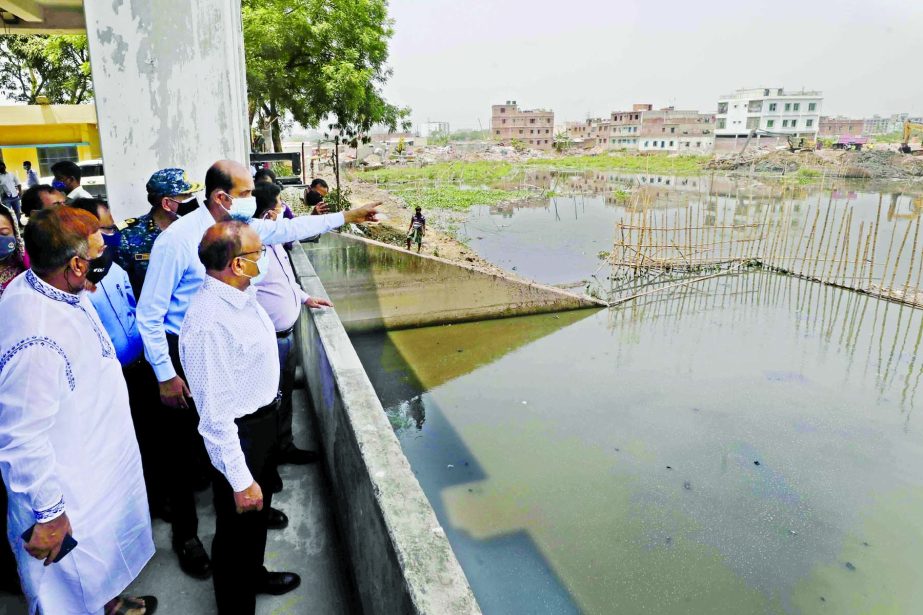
left=0, top=206, right=157, bottom=615
left=181, top=221, right=301, bottom=612
left=117, top=168, right=202, bottom=298
left=71, top=199, right=168, bottom=522
left=50, top=161, right=92, bottom=203
left=137, top=159, right=380, bottom=580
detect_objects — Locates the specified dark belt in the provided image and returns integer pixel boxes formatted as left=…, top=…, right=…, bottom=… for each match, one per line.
left=276, top=325, right=295, bottom=339
left=236, top=395, right=281, bottom=425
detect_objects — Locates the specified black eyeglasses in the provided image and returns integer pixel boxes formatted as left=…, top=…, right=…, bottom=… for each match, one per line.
left=236, top=246, right=266, bottom=259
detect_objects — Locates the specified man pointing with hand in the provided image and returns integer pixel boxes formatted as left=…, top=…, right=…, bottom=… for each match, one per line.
left=137, top=160, right=378, bottom=579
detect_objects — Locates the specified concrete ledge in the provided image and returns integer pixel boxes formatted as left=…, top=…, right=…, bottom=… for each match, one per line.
left=290, top=243, right=481, bottom=615
left=303, top=233, right=606, bottom=333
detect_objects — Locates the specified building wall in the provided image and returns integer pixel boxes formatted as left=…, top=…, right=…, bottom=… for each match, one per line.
left=819, top=117, right=865, bottom=138
left=491, top=103, right=554, bottom=150
left=716, top=88, right=822, bottom=138
left=0, top=105, right=102, bottom=178
left=639, top=110, right=714, bottom=153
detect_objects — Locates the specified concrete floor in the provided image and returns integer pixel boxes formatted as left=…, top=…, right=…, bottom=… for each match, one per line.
left=0, top=388, right=357, bottom=615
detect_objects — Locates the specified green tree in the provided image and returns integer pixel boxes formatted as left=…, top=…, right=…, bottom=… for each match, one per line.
left=0, top=35, right=93, bottom=104
left=242, top=0, right=411, bottom=183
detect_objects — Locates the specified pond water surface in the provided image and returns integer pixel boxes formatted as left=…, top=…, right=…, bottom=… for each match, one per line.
left=350, top=272, right=923, bottom=614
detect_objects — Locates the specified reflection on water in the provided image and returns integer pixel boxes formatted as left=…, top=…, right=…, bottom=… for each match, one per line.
left=458, top=172, right=923, bottom=298
left=351, top=273, right=923, bottom=614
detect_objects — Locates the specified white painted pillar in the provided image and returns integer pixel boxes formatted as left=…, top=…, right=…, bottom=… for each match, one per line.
left=83, top=0, right=249, bottom=218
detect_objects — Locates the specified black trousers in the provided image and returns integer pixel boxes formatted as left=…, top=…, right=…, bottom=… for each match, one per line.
left=123, top=359, right=166, bottom=514
left=0, top=485, right=21, bottom=594
left=165, top=333, right=210, bottom=544
left=211, top=402, right=280, bottom=615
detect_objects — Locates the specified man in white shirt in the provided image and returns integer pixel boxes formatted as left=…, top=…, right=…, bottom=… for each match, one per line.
left=180, top=220, right=299, bottom=614
left=51, top=160, right=93, bottom=202
left=0, top=206, right=156, bottom=615
left=137, top=159, right=378, bottom=579
left=0, top=162, right=22, bottom=218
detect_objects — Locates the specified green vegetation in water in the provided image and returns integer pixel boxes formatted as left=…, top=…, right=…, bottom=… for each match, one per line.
left=523, top=153, right=709, bottom=174
left=358, top=153, right=710, bottom=188
left=359, top=161, right=519, bottom=185
left=390, top=184, right=529, bottom=212
left=612, top=189, right=632, bottom=202
left=796, top=168, right=823, bottom=183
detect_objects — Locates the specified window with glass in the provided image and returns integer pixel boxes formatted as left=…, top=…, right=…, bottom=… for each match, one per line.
left=769, top=103, right=777, bottom=111
left=809, top=103, right=816, bottom=111
left=784, top=103, right=792, bottom=111
left=37, top=146, right=79, bottom=177
left=793, top=103, right=800, bottom=111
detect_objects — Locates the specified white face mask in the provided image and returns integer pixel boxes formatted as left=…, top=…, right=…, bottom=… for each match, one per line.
left=224, top=193, right=257, bottom=220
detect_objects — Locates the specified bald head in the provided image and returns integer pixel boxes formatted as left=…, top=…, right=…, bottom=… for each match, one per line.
left=198, top=220, right=262, bottom=289
left=205, top=160, right=254, bottom=201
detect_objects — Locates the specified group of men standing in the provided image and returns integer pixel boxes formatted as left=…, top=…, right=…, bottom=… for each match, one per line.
left=0, top=159, right=378, bottom=614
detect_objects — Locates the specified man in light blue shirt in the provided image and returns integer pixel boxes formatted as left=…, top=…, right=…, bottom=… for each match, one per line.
left=71, top=197, right=168, bottom=524
left=137, top=159, right=379, bottom=579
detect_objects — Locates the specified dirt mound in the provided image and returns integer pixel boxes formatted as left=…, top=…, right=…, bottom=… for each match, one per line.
left=707, top=148, right=923, bottom=180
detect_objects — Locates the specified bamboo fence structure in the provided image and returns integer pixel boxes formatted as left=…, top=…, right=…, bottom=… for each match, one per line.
left=608, top=188, right=923, bottom=310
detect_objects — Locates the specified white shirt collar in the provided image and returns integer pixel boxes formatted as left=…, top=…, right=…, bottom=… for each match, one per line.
left=202, top=275, right=254, bottom=310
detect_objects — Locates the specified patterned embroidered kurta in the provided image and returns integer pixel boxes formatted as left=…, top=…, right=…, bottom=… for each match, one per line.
left=0, top=271, right=154, bottom=614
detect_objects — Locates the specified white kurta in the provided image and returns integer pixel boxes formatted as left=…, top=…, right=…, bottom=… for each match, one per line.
left=0, top=270, right=154, bottom=614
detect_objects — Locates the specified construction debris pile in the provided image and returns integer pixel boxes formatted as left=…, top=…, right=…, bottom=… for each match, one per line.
left=707, top=149, right=923, bottom=179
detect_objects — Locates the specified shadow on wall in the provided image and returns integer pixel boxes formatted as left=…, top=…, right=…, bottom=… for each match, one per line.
left=302, top=232, right=603, bottom=333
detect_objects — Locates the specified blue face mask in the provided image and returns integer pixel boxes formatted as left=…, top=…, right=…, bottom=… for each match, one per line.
left=52, top=180, right=68, bottom=192
left=102, top=231, right=122, bottom=251
left=0, top=236, right=17, bottom=261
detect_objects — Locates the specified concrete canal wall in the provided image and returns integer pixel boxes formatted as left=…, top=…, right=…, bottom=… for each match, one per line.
left=302, top=233, right=606, bottom=333
left=289, top=243, right=481, bottom=615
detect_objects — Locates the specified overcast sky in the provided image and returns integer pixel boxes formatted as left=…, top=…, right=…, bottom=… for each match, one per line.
left=381, top=0, right=923, bottom=131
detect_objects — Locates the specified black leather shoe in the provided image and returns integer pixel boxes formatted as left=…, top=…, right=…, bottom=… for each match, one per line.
left=256, top=571, right=301, bottom=596
left=172, top=537, right=212, bottom=580
left=279, top=447, right=320, bottom=465
left=267, top=507, right=289, bottom=530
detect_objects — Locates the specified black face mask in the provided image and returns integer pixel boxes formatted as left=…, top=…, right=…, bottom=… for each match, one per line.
left=85, top=248, right=113, bottom=284
left=176, top=197, right=199, bottom=217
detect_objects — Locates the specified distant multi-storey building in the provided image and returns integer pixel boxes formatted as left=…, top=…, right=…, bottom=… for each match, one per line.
left=607, top=105, right=648, bottom=149
left=639, top=108, right=715, bottom=153
left=715, top=87, right=822, bottom=150
left=491, top=101, right=554, bottom=150
left=818, top=116, right=865, bottom=138
left=564, top=104, right=712, bottom=152
left=863, top=115, right=895, bottom=135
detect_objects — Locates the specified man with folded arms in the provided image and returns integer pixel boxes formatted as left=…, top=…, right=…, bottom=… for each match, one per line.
left=180, top=220, right=297, bottom=613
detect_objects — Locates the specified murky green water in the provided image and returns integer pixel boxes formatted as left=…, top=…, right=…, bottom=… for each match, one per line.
left=351, top=272, right=923, bottom=615
left=329, top=171, right=923, bottom=613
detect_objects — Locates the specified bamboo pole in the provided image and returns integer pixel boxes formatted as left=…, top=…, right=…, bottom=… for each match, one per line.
left=902, top=216, right=921, bottom=292
left=887, top=220, right=913, bottom=293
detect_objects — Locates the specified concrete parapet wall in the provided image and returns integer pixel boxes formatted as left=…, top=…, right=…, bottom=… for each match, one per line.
left=303, top=233, right=605, bottom=333
left=289, top=243, right=481, bottom=615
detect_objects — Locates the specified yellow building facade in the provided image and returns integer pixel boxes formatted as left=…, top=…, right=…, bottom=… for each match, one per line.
left=0, top=104, right=102, bottom=179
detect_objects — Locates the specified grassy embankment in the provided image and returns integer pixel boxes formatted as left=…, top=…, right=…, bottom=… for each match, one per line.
left=358, top=153, right=710, bottom=211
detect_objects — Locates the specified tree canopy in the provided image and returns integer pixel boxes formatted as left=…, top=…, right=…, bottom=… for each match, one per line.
left=0, top=35, right=93, bottom=104
left=242, top=0, right=410, bottom=151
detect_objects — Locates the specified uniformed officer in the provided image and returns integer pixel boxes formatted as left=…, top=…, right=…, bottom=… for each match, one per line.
left=116, top=168, right=203, bottom=297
